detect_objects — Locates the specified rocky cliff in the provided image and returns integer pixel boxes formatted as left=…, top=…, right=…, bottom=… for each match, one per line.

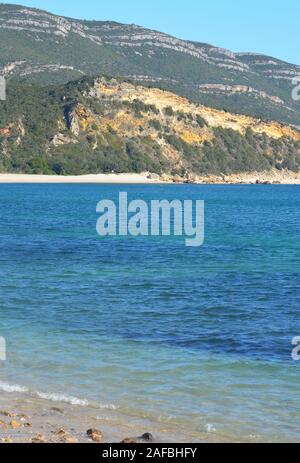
left=0, top=76, right=299, bottom=176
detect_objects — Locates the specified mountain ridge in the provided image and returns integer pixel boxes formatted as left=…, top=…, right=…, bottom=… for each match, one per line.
left=0, top=3, right=300, bottom=126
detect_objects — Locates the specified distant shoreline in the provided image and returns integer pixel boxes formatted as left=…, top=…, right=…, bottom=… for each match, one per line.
left=0, top=173, right=163, bottom=184
left=0, top=170, right=300, bottom=184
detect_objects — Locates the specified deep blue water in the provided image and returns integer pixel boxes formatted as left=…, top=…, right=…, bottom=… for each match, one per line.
left=0, top=184, right=300, bottom=442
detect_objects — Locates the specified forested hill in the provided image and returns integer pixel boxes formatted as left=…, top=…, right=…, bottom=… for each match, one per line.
left=1, top=76, right=299, bottom=176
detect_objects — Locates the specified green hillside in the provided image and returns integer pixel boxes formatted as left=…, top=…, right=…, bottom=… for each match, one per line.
left=0, top=76, right=299, bottom=176
left=0, top=4, right=300, bottom=125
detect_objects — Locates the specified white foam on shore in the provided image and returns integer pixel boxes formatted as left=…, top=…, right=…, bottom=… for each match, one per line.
left=98, top=403, right=119, bottom=410
left=36, top=391, right=89, bottom=406
left=205, top=423, right=217, bottom=433
left=0, top=380, right=87, bottom=405
left=0, top=381, right=28, bottom=393
left=36, top=392, right=119, bottom=410
left=0, top=380, right=120, bottom=410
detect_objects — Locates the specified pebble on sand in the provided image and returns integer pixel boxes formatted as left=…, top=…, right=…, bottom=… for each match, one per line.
left=87, top=428, right=102, bottom=442
left=54, top=428, right=78, bottom=443
left=121, top=438, right=138, bottom=444
left=0, top=411, right=16, bottom=418
left=10, top=420, right=21, bottom=429
left=139, top=433, right=154, bottom=442
left=31, top=433, right=47, bottom=444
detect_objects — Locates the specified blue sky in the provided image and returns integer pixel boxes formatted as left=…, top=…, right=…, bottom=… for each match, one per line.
left=3, top=0, right=300, bottom=64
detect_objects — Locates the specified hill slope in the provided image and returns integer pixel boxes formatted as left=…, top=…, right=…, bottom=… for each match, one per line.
left=0, top=4, right=300, bottom=125
left=1, top=76, right=299, bottom=177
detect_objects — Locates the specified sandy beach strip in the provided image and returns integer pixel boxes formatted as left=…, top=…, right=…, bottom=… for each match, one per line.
left=0, top=393, right=157, bottom=444
left=0, top=170, right=300, bottom=184
left=0, top=173, right=165, bottom=184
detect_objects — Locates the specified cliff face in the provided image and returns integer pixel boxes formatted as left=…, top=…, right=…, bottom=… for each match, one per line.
left=0, top=77, right=300, bottom=176
left=83, top=78, right=300, bottom=141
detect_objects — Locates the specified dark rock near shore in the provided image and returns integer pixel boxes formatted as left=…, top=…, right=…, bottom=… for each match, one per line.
left=87, top=428, right=102, bottom=442
left=139, top=433, right=154, bottom=442
left=121, top=438, right=138, bottom=444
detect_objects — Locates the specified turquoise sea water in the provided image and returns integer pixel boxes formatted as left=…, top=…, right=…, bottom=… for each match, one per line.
left=0, top=184, right=300, bottom=442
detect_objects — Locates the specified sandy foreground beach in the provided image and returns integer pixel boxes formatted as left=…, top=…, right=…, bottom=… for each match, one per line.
left=0, top=390, right=211, bottom=444
left=0, top=170, right=300, bottom=184
left=0, top=392, right=167, bottom=444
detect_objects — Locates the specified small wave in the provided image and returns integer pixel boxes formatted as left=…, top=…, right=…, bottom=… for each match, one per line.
left=98, top=403, right=119, bottom=410
left=0, top=380, right=119, bottom=410
left=0, top=381, right=28, bottom=393
left=36, top=392, right=89, bottom=406
left=205, top=423, right=216, bottom=433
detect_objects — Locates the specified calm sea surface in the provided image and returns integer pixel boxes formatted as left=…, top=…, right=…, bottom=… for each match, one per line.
left=0, top=184, right=300, bottom=442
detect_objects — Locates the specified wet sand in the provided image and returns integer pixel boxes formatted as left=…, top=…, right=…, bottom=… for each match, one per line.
left=0, top=391, right=205, bottom=444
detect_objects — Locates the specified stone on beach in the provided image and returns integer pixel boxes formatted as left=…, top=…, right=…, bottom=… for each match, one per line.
left=87, top=428, right=102, bottom=442
left=147, top=173, right=160, bottom=181
left=10, top=420, right=21, bottom=429
left=0, top=411, right=16, bottom=418
left=139, top=432, right=154, bottom=442
left=23, top=422, right=32, bottom=428
left=54, top=428, right=78, bottom=443
left=0, top=420, right=8, bottom=431
left=31, top=433, right=47, bottom=444
left=1, top=438, right=13, bottom=443
left=54, top=428, right=68, bottom=438
left=121, top=432, right=154, bottom=444
left=121, top=438, right=138, bottom=444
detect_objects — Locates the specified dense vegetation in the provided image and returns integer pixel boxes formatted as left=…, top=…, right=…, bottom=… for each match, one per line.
left=0, top=78, right=300, bottom=176
left=167, top=128, right=300, bottom=175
